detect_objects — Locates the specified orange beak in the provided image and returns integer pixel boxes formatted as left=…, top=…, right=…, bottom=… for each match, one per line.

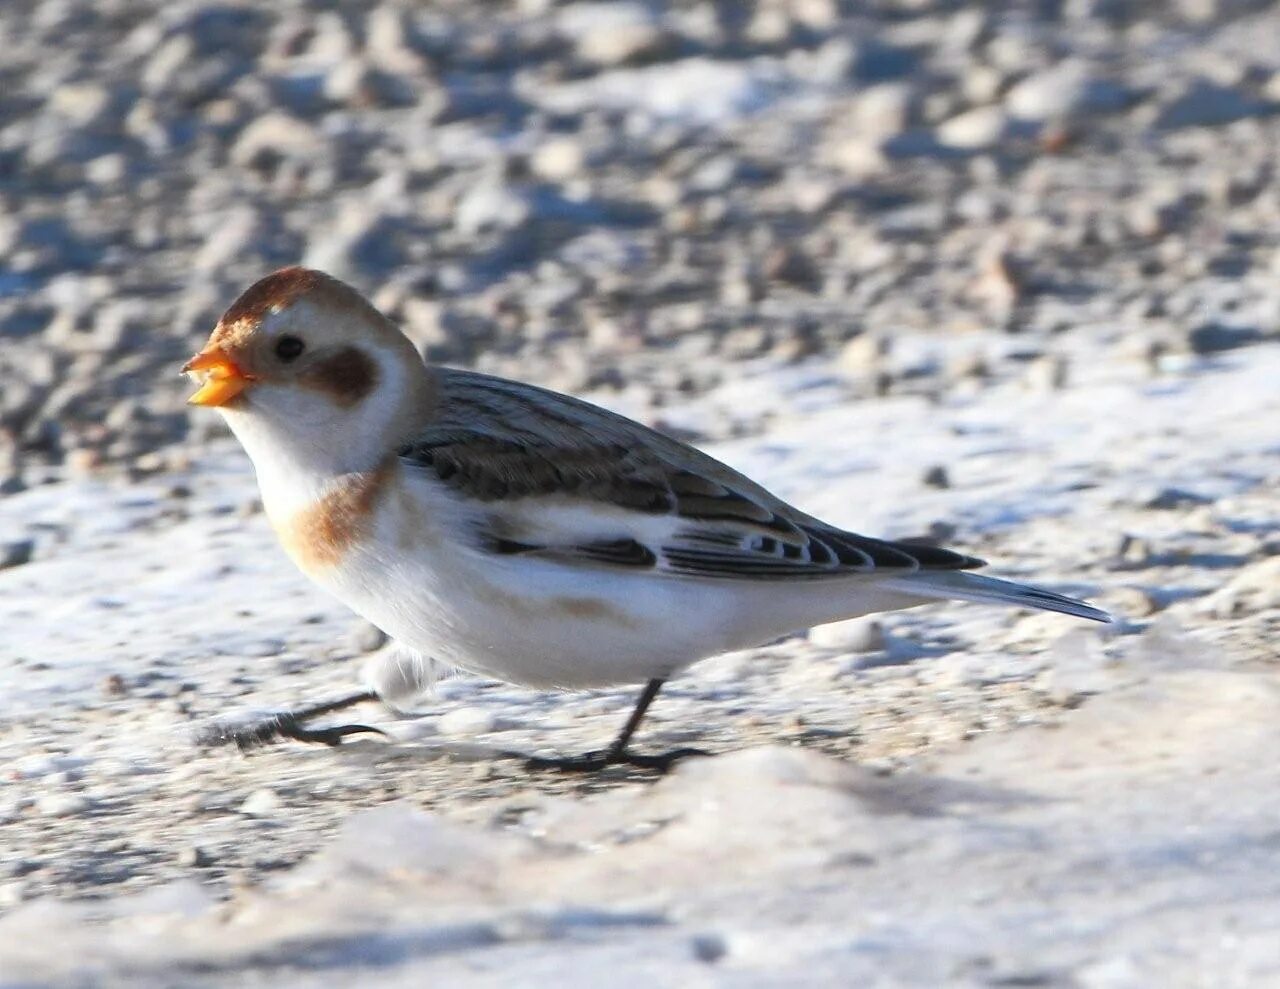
left=182, top=347, right=257, bottom=407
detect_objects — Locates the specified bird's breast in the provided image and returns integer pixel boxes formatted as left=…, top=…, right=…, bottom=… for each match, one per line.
left=271, top=460, right=397, bottom=574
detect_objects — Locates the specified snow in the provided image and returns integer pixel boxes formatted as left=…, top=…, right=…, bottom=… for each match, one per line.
left=0, top=344, right=1278, bottom=984
left=5, top=676, right=1280, bottom=984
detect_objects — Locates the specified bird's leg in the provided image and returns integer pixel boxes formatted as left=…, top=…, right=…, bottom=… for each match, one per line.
left=195, top=690, right=385, bottom=751
left=197, top=680, right=709, bottom=771
left=521, top=679, right=710, bottom=773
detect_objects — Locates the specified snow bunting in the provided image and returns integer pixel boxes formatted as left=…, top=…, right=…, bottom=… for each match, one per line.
left=186, top=267, right=1109, bottom=770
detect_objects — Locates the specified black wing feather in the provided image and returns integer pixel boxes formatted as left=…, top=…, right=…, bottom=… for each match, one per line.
left=402, top=368, right=986, bottom=581
left=661, top=523, right=982, bottom=580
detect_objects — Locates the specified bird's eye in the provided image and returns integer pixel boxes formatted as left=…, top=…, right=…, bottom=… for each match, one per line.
left=274, top=335, right=305, bottom=363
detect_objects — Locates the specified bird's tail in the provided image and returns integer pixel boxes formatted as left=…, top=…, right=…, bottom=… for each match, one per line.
left=878, top=570, right=1112, bottom=623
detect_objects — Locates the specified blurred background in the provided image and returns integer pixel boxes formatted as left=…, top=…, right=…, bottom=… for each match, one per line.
left=3, top=0, right=1279, bottom=491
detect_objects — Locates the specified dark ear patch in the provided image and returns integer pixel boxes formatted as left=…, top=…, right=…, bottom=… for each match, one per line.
left=303, top=346, right=379, bottom=406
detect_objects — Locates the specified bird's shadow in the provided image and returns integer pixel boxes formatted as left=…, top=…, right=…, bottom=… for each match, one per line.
left=297, top=733, right=1048, bottom=819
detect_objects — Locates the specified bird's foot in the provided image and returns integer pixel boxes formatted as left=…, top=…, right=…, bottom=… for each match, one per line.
left=196, top=713, right=385, bottom=751
left=520, top=746, right=710, bottom=774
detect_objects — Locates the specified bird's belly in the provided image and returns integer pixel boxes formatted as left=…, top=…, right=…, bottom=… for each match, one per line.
left=316, top=544, right=750, bottom=688
left=287, top=476, right=925, bottom=688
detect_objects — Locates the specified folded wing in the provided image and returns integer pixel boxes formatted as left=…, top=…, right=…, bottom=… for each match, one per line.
left=399, top=369, right=984, bottom=581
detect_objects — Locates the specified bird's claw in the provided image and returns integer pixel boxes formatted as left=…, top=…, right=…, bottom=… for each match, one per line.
left=196, top=713, right=386, bottom=751
left=519, top=746, right=710, bottom=774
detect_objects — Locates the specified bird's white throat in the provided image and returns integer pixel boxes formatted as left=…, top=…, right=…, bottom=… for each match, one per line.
left=218, top=351, right=417, bottom=518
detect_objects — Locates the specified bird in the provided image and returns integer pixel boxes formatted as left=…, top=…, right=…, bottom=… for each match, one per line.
left=184, top=266, right=1110, bottom=772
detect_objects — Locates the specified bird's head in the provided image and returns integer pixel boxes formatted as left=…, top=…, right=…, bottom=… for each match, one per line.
left=183, top=267, right=432, bottom=477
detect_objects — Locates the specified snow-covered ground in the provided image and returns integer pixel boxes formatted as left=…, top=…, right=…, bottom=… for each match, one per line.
left=2, top=343, right=1276, bottom=985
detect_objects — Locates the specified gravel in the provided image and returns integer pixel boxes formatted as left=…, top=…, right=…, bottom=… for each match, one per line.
left=0, top=539, right=34, bottom=569
left=0, top=0, right=1277, bottom=487
left=1, top=0, right=1279, bottom=983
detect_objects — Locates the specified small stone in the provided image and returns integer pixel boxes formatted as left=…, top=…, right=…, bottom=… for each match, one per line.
left=1255, top=538, right=1280, bottom=559
left=240, top=788, right=283, bottom=817
left=809, top=618, right=886, bottom=653
left=1005, top=60, right=1129, bottom=122
left=48, top=82, right=113, bottom=127
left=946, top=351, right=989, bottom=382
left=437, top=707, right=499, bottom=738
left=763, top=246, right=820, bottom=290
left=6, top=859, right=41, bottom=879
left=365, top=6, right=427, bottom=74
left=530, top=138, right=586, bottom=182
left=1198, top=557, right=1280, bottom=619
left=1115, top=533, right=1154, bottom=567
left=962, top=65, right=1006, bottom=105
left=64, top=447, right=102, bottom=478
left=825, top=135, right=886, bottom=178
left=101, top=673, right=128, bottom=697
left=177, top=845, right=213, bottom=868
left=1107, top=587, right=1159, bottom=619
left=746, top=5, right=793, bottom=45
left=936, top=106, right=1008, bottom=150
left=1025, top=355, right=1069, bottom=393
left=851, top=83, right=915, bottom=137
left=972, top=251, right=1023, bottom=313
left=324, top=60, right=411, bottom=108
left=688, top=156, right=739, bottom=195
left=837, top=334, right=889, bottom=377
left=1038, top=123, right=1075, bottom=154
left=921, top=465, right=950, bottom=489
left=243, top=639, right=286, bottom=658
left=1008, top=66, right=1080, bottom=121
left=85, top=154, right=127, bottom=185
left=230, top=113, right=324, bottom=170
left=142, top=35, right=195, bottom=94
left=1185, top=322, right=1262, bottom=355
left=454, top=180, right=530, bottom=237
left=569, top=7, right=668, bottom=67
left=1143, top=487, right=1213, bottom=511
left=0, top=539, right=34, bottom=569
left=588, top=23, right=668, bottom=65
left=691, top=933, right=727, bottom=964
left=720, top=271, right=764, bottom=307
left=924, top=521, right=958, bottom=544
left=36, top=793, right=90, bottom=818
left=719, top=325, right=770, bottom=359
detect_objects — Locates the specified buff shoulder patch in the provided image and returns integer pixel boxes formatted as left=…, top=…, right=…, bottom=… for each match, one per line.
left=276, top=460, right=396, bottom=571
